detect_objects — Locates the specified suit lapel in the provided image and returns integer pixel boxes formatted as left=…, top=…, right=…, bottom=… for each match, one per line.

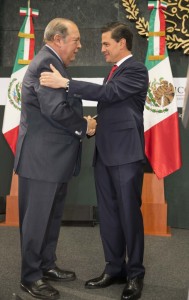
left=99, top=57, right=135, bottom=111
left=103, top=57, right=134, bottom=83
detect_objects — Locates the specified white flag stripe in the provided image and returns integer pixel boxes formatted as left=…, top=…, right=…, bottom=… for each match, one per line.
left=144, top=57, right=178, bottom=131
left=2, top=6, right=39, bottom=154
left=2, top=100, right=21, bottom=133
left=2, top=65, right=28, bottom=132
left=154, top=10, right=160, bottom=55
left=20, top=9, right=27, bottom=14
left=144, top=99, right=177, bottom=131
left=23, top=38, right=30, bottom=60
left=32, top=12, right=39, bottom=16
left=23, top=16, right=31, bottom=60
left=25, top=14, right=30, bottom=33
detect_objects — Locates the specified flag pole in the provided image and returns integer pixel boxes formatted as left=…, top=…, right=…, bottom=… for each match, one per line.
left=0, top=1, right=39, bottom=227
left=141, top=0, right=175, bottom=236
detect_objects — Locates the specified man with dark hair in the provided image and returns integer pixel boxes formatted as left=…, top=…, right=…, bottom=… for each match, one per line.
left=14, top=18, right=96, bottom=300
left=40, top=22, right=149, bottom=300
left=101, top=22, right=133, bottom=50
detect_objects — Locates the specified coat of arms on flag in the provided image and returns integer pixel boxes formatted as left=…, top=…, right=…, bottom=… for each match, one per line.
left=2, top=3, right=39, bottom=154
left=144, top=0, right=182, bottom=179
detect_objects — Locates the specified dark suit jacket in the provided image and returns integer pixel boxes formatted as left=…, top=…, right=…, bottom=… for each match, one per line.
left=68, top=57, right=149, bottom=166
left=14, top=45, right=87, bottom=183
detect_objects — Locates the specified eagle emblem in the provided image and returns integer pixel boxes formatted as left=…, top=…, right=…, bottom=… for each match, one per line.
left=8, top=78, right=22, bottom=111
left=145, top=78, right=175, bottom=113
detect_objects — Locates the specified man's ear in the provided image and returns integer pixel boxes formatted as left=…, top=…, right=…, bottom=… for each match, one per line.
left=53, top=34, right=63, bottom=47
left=119, top=38, right=126, bottom=49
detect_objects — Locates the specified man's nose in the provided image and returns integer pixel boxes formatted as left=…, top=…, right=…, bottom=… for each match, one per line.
left=101, top=45, right=106, bottom=52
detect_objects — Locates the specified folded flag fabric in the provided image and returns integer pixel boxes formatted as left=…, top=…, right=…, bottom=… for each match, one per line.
left=2, top=5, right=39, bottom=154
left=144, top=0, right=182, bottom=179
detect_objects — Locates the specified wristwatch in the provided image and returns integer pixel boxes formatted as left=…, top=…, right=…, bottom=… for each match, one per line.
left=65, top=80, right=70, bottom=92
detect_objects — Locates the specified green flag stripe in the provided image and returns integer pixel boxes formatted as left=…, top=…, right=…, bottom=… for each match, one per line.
left=13, top=38, right=26, bottom=73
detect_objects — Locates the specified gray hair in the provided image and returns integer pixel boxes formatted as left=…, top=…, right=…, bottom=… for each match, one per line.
left=44, top=18, right=72, bottom=42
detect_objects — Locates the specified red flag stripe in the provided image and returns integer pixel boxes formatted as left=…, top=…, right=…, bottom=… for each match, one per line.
left=145, top=112, right=182, bottom=179
left=3, top=126, right=19, bottom=155
left=29, top=17, right=35, bottom=60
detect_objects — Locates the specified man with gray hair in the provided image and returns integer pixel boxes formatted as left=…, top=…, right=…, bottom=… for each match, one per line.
left=14, top=18, right=96, bottom=300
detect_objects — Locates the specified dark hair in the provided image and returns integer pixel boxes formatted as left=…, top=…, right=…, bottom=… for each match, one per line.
left=101, top=22, right=133, bottom=51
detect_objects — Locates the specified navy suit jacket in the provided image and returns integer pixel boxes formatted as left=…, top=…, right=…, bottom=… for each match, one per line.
left=68, top=57, right=149, bottom=166
left=14, top=45, right=87, bottom=183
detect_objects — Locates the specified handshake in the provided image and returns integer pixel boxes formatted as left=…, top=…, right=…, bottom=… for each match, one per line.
left=84, top=115, right=97, bottom=137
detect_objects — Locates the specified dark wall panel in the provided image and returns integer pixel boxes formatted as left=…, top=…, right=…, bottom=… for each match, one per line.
left=0, top=107, right=14, bottom=196
left=165, top=109, right=189, bottom=229
left=1, top=0, right=187, bottom=72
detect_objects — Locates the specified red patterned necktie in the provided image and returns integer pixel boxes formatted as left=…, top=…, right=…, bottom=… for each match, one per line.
left=107, top=65, right=118, bottom=81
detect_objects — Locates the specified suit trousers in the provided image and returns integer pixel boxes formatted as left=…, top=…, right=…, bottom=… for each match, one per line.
left=18, top=176, right=67, bottom=283
left=94, top=154, right=145, bottom=279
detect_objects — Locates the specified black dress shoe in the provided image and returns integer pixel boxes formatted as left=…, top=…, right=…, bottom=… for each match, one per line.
left=43, top=266, right=76, bottom=281
left=85, top=273, right=126, bottom=289
left=121, top=277, right=143, bottom=300
left=20, top=279, right=60, bottom=300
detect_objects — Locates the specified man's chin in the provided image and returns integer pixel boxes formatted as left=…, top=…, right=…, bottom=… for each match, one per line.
left=67, top=57, right=76, bottom=65
left=104, top=57, right=112, bottom=63
left=70, top=56, right=76, bottom=62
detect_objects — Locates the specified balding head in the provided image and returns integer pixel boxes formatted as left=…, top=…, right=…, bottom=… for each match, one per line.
left=43, top=18, right=81, bottom=66
left=44, top=18, right=77, bottom=42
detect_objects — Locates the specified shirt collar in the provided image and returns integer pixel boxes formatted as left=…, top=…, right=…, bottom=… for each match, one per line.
left=116, top=54, right=133, bottom=67
left=45, top=44, right=63, bottom=62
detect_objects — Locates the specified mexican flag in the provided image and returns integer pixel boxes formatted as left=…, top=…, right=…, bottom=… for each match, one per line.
left=2, top=5, right=39, bottom=154
left=144, top=0, right=182, bottom=179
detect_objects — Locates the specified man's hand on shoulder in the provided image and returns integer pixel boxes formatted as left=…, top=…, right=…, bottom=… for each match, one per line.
left=40, top=64, right=68, bottom=88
